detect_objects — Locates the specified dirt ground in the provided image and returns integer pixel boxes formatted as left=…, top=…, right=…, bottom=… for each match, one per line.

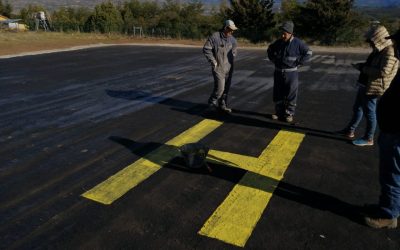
left=0, top=31, right=205, bottom=56
left=0, top=31, right=370, bottom=57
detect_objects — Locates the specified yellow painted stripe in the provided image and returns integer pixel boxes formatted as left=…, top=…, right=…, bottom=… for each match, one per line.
left=207, top=150, right=260, bottom=173
left=199, top=130, right=304, bottom=247
left=82, top=119, right=223, bottom=205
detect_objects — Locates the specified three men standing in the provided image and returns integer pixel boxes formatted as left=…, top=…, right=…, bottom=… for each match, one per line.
left=267, top=21, right=312, bottom=122
left=203, top=20, right=238, bottom=113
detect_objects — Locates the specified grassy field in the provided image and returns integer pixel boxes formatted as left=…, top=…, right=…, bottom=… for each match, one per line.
left=0, top=31, right=369, bottom=56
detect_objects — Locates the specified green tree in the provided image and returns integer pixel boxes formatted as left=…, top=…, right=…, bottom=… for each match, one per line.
left=119, top=0, right=160, bottom=35
left=279, top=0, right=301, bottom=23
left=52, top=7, right=71, bottom=32
left=0, top=0, right=13, bottom=17
left=83, top=14, right=96, bottom=32
left=119, top=2, right=135, bottom=34
left=89, top=1, right=124, bottom=33
left=0, top=0, right=3, bottom=16
left=203, top=0, right=229, bottom=36
left=335, top=10, right=369, bottom=45
left=140, top=1, right=161, bottom=33
left=180, top=1, right=204, bottom=39
left=227, top=0, right=275, bottom=43
left=51, top=7, right=91, bottom=32
left=74, top=7, right=93, bottom=32
left=296, top=0, right=354, bottom=45
left=158, top=0, right=183, bottom=38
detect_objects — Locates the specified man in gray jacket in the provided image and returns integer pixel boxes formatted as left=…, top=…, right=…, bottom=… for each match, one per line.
left=203, top=20, right=238, bottom=113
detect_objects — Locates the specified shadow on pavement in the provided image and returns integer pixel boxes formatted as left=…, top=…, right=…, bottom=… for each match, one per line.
left=109, top=136, right=365, bottom=226
left=106, top=89, right=351, bottom=143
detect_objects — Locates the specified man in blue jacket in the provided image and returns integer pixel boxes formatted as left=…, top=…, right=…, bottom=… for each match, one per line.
left=203, top=20, right=238, bottom=113
left=267, top=21, right=312, bottom=122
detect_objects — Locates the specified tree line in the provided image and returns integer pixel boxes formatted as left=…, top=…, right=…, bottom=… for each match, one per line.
left=0, top=0, right=12, bottom=17
left=4, top=0, right=400, bottom=45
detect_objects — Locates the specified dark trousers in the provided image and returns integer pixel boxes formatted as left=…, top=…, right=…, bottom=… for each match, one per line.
left=273, top=70, right=299, bottom=116
left=378, top=132, right=400, bottom=219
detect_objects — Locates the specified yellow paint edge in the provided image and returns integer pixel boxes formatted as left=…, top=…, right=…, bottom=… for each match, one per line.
left=199, top=131, right=304, bottom=247
left=81, top=119, right=223, bottom=205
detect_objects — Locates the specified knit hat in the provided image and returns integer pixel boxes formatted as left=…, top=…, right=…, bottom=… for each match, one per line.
left=280, top=21, right=294, bottom=34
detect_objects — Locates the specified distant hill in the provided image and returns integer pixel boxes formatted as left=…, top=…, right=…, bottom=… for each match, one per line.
left=10, top=0, right=400, bottom=12
left=355, top=0, right=400, bottom=7
left=274, top=0, right=400, bottom=7
left=12, top=0, right=107, bottom=12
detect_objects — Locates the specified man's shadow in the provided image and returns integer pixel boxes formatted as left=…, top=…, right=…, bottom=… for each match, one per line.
left=106, top=89, right=351, bottom=143
left=109, top=135, right=366, bottom=226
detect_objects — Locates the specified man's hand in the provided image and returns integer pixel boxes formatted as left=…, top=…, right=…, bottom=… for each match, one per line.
left=212, top=61, right=217, bottom=70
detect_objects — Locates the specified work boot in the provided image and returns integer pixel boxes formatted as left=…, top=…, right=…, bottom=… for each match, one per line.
left=271, top=114, right=279, bottom=120
left=219, top=105, right=232, bottom=114
left=219, top=95, right=232, bottom=113
left=365, top=216, right=398, bottom=229
left=285, top=115, right=293, bottom=123
left=208, top=100, right=218, bottom=111
left=336, top=128, right=355, bottom=139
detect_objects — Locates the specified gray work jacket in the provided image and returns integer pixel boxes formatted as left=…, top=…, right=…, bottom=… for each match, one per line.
left=203, top=31, right=237, bottom=74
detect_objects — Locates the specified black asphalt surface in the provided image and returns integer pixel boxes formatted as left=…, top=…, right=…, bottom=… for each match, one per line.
left=0, top=45, right=399, bottom=249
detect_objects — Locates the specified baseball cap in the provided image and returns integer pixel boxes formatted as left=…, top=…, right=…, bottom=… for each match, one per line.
left=225, top=20, right=238, bottom=31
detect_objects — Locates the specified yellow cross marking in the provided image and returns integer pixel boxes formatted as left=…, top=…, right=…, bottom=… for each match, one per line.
left=81, top=119, right=304, bottom=247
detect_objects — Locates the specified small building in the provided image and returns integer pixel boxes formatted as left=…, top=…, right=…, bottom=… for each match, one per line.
left=0, top=14, right=27, bottom=31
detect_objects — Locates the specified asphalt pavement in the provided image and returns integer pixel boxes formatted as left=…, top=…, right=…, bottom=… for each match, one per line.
left=0, top=45, right=399, bottom=249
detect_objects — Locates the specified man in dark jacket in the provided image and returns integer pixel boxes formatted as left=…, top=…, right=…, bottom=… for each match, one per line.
left=267, top=21, right=312, bottom=122
left=203, top=20, right=238, bottom=113
left=364, top=29, right=400, bottom=229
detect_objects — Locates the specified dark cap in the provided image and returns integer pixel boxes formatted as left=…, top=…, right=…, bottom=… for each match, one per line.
left=280, top=21, right=294, bottom=34
left=385, top=29, right=400, bottom=42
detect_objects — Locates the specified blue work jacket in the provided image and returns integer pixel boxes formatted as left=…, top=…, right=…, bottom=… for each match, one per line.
left=267, top=36, right=312, bottom=70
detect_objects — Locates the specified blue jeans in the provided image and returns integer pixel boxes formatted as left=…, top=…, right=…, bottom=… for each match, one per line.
left=347, top=86, right=378, bottom=140
left=378, top=132, right=400, bottom=219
